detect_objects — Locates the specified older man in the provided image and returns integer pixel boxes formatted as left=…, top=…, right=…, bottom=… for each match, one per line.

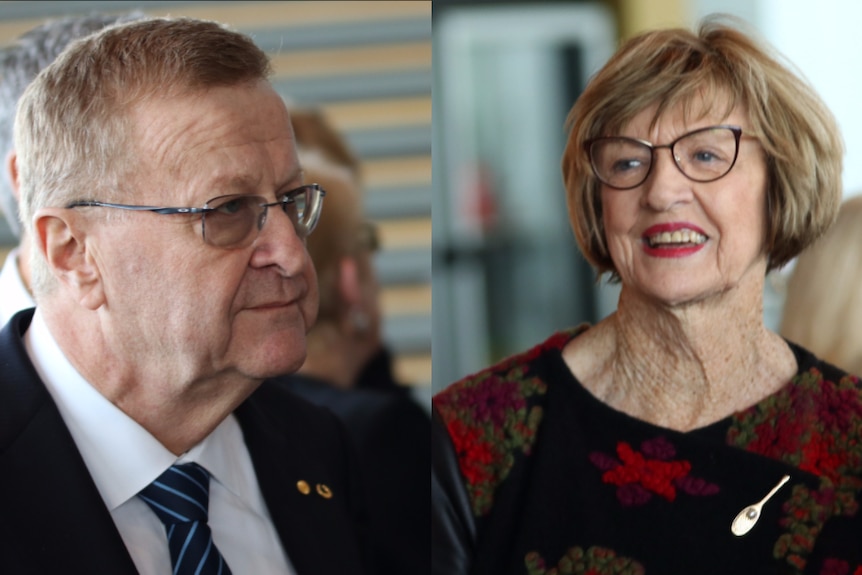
left=0, top=17, right=367, bottom=575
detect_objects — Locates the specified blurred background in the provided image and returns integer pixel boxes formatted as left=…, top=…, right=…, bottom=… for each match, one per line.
left=432, top=0, right=862, bottom=393
left=3, top=1, right=859, bottom=403
left=0, top=1, right=432, bottom=407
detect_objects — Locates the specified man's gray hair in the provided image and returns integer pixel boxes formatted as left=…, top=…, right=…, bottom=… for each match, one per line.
left=0, top=11, right=144, bottom=238
left=15, top=16, right=272, bottom=297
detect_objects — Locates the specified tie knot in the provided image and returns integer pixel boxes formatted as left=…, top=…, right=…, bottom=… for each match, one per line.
left=138, top=462, right=212, bottom=526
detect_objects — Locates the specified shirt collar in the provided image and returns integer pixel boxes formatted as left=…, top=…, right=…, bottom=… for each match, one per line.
left=23, top=308, right=259, bottom=514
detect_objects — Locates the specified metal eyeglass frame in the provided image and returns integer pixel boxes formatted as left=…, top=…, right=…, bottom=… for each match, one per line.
left=65, top=183, right=326, bottom=248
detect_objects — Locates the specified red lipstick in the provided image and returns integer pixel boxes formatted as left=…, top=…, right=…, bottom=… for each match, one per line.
left=641, top=222, right=708, bottom=258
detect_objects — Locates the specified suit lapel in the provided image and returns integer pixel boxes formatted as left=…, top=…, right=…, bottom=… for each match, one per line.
left=0, top=311, right=366, bottom=574
left=235, top=386, right=367, bottom=575
left=0, top=310, right=139, bottom=574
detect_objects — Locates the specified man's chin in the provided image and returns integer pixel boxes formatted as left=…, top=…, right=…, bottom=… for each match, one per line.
left=233, top=317, right=307, bottom=362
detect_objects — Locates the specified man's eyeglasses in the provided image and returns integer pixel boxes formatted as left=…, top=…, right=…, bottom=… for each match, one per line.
left=66, top=184, right=326, bottom=249
left=584, top=125, right=743, bottom=190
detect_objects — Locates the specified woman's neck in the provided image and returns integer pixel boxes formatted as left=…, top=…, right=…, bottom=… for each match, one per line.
left=569, top=279, right=796, bottom=431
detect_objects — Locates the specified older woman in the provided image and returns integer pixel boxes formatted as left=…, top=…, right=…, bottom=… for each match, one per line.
left=432, top=18, right=861, bottom=575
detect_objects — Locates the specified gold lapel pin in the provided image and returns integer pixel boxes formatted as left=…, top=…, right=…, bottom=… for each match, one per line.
left=296, top=480, right=311, bottom=495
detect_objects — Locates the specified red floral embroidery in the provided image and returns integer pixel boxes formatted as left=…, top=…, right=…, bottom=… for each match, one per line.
left=434, top=331, right=582, bottom=516
left=820, top=558, right=848, bottom=575
left=818, top=558, right=862, bottom=575
left=603, top=441, right=690, bottom=501
left=525, top=546, right=644, bottom=575
left=728, top=368, right=862, bottom=489
left=446, top=419, right=493, bottom=485
left=728, top=367, right=862, bottom=572
left=801, top=431, right=843, bottom=478
left=590, top=436, right=718, bottom=506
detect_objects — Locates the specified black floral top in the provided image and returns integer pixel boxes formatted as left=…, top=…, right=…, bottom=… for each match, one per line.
left=432, top=327, right=862, bottom=575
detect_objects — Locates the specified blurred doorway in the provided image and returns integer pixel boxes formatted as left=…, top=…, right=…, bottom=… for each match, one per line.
left=432, top=2, right=617, bottom=391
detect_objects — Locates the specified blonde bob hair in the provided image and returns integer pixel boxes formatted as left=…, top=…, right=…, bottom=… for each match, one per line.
left=561, top=17, right=843, bottom=280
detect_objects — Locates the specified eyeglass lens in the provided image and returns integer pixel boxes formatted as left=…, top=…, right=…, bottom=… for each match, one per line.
left=203, top=185, right=321, bottom=248
left=589, top=126, right=740, bottom=190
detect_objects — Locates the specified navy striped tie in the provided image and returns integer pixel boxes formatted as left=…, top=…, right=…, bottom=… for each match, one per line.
left=138, top=462, right=232, bottom=575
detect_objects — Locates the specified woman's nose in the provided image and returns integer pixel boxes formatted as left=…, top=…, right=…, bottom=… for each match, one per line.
left=641, top=147, right=694, bottom=211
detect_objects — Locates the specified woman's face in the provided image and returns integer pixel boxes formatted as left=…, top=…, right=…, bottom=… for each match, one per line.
left=601, top=102, right=769, bottom=306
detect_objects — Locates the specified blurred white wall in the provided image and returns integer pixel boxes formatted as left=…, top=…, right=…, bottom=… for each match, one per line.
left=694, top=0, right=862, bottom=329
left=696, top=0, right=862, bottom=197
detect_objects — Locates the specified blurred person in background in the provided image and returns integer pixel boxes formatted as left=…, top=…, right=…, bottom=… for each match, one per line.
left=282, top=106, right=431, bottom=575
left=432, top=17, right=862, bottom=574
left=1, top=16, right=370, bottom=574
left=0, top=11, right=144, bottom=325
left=781, top=194, right=862, bottom=376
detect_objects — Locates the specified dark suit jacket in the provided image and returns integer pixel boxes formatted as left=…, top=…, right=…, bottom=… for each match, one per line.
left=282, top=372, right=431, bottom=575
left=0, top=309, right=369, bottom=575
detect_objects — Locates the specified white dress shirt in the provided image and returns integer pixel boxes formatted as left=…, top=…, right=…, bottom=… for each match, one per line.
left=23, top=309, right=295, bottom=575
left=0, top=248, right=35, bottom=326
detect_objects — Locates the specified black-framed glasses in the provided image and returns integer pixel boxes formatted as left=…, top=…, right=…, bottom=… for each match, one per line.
left=584, top=125, right=743, bottom=190
left=66, top=183, right=326, bottom=249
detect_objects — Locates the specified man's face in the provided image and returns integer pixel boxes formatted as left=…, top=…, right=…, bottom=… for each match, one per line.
left=93, top=81, right=318, bottom=382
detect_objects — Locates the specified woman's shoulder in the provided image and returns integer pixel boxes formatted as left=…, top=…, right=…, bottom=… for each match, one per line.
left=731, top=340, right=862, bottom=448
left=786, top=339, right=862, bottom=391
left=433, top=325, right=587, bottom=412
left=729, top=340, right=862, bottom=488
left=431, top=327, right=586, bottom=518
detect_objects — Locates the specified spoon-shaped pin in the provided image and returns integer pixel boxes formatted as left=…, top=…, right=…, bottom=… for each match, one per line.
left=731, top=474, right=790, bottom=536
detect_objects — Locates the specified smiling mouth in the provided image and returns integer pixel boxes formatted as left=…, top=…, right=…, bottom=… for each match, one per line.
left=646, top=229, right=708, bottom=248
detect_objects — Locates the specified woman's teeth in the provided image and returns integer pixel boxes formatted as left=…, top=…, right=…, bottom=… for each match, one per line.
left=647, top=230, right=707, bottom=247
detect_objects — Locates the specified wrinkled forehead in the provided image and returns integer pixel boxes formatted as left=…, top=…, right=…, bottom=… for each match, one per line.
left=127, top=83, right=298, bottom=199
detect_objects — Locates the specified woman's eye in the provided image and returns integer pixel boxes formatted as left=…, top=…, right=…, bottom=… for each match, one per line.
left=691, top=149, right=724, bottom=163
left=612, top=158, right=643, bottom=173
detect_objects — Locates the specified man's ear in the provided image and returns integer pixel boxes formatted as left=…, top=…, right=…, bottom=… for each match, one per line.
left=337, top=255, right=372, bottom=335
left=33, top=208, right=105, bottom=310
left=337, top=255, right=363, bottom=307
left=6, top=151, right=20, bottom=201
